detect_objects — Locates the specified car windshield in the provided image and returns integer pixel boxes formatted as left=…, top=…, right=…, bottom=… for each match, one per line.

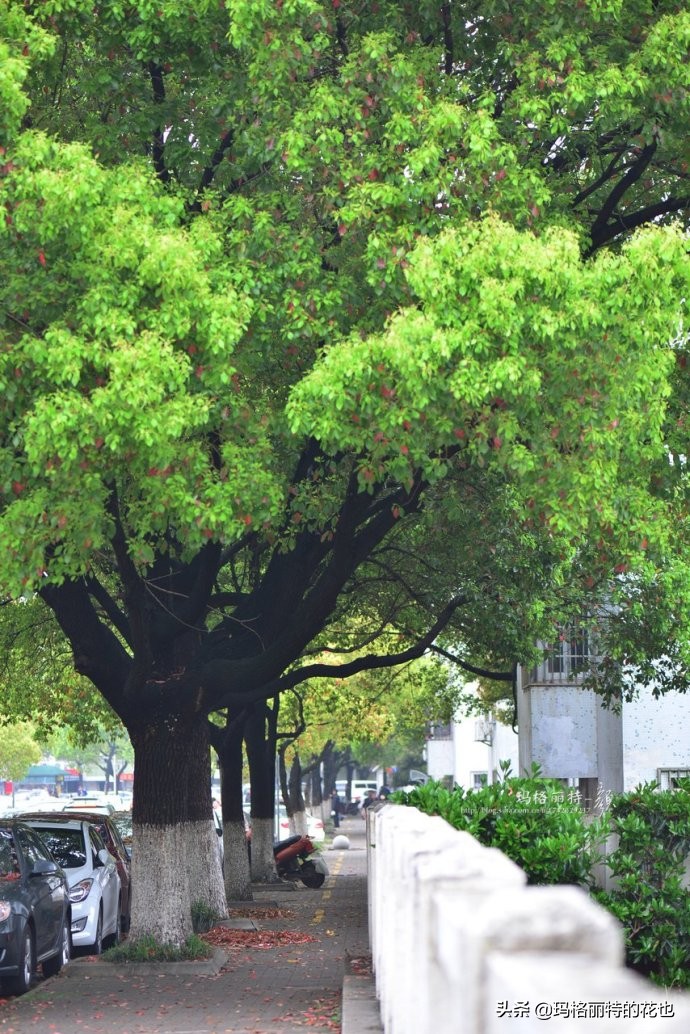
left=112, top=812, right=132, bottom=844
left=32, top=827, right=86, bottom=868
left=0, top=830, right=20, bottom=878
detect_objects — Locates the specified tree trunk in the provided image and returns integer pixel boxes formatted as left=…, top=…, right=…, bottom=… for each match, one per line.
left=245, top=703, right=279, bottom=882
left=288, top=754, right=307, bottom=835
left=321, top=741, right=339, bottom=798
left=217, top=715, right=252, bottom=902
left=128, top=713, right=226, bottom=946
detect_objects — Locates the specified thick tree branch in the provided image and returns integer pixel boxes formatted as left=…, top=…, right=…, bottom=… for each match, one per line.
left=39, top=579, right=132, bottom=718
left=588, top=193, right=690, bottom=254
left=429, top=644, right=514, bottom=681
left=188, top=128, right=235, bottom=213
left=148, top=61, right=171, bottom=185
left=572, top=148, right=627, bottom=208
left=589, top=141, right=657, bottom=240
left=441, top=4, right=454, bottom=76
left=269, top=593, right=468, bottom=696
left=84, top=574, right=131, bottom=647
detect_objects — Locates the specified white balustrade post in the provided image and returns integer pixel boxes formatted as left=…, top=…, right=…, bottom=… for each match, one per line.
left=438, top=884, right=622, bottom=1034
left=371, top=805, right=459, bottom=1034
left=415, top=846, right=526, bottom=1034
left=367, top=805, right=690, bottom=1034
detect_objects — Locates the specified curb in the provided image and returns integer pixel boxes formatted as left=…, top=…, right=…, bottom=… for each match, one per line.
left=341, top=974, right=383, bottom=1034
left=62, top=947, right=227, bottom=979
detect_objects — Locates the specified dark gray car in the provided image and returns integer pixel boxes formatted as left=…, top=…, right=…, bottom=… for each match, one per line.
left=0, top=820, right=71, bottom=994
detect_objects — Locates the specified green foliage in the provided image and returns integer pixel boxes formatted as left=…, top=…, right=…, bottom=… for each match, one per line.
left=398, top=775, right=690, bottom=989
left=190, top=900, right=224, bottom=934
left=0, top=720, right=41, bottom=782
left=394, top=767, right=606, bottom=886
left=0, top=598, right=118, bottom=742
left=594, top=782, right=690, bottom=989
left=104, top=933, right=212, bottom=963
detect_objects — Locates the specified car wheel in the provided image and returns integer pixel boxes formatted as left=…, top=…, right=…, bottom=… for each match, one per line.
left=91, top=908, right=103, bottom=956
left=7, top=926, right=35, bottom=995
left=43, top=917, right=71, bottom=978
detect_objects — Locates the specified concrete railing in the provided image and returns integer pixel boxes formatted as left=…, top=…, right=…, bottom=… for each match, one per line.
left=367, top=803, right=690, bottom=1034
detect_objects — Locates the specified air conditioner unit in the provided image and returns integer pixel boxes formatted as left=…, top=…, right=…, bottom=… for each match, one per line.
left=474, top=719, right=495, bottom=745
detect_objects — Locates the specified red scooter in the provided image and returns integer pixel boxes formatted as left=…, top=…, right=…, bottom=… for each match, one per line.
left=274, top=833, right=328, bottom=888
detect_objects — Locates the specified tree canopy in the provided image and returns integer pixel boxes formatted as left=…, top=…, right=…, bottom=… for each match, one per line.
left=1, top=0, right=689, bottom=943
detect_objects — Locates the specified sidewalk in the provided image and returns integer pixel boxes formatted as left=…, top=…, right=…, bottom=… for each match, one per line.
left=0, top=817, right=381, bottom=1034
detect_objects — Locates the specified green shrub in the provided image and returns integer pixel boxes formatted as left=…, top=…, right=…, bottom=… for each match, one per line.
left=191, top=900, right=224, bottom=934
left=104, top=933, right=213, bottom=963
left=593, top=780, right=690, bottom=989
left=393, top=764, right=606, bottom=887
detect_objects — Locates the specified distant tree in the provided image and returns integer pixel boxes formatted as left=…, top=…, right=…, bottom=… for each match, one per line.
left=0, top=721, right=41, bottom=792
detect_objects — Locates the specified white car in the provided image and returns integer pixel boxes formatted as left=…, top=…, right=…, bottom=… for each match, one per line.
left=276, top=807, right=325, bottom=842
left=21, top=817, right=120, bottom=955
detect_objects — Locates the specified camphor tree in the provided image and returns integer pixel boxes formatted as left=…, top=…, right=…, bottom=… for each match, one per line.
left=278, top=653, right=460, bottom=809
left=0, top=721, right=41, bottom=799
left=1, top=1, right=690, bottom=945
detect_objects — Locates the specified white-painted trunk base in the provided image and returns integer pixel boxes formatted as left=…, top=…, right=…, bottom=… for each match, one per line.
left=223, top=819, right=252, bottom=901
left=129, top=819, right=227, bottom=946
left=250, top=816, right=279, bottom=882
left=292, top=809, right=308, bottom=836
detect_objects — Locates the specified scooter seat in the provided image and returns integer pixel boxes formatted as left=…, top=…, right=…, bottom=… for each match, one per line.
left=274, top=834, right=303, bottom=851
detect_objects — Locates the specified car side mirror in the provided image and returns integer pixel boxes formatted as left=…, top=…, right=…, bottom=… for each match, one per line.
left=96, top=848, right=111, bottom=867
left=30, top=859, right=60, bottom=877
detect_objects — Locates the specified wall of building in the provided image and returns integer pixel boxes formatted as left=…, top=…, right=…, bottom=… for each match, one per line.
left=622, top=688, right=690, bottom=788
left=517, top=669, right=690, bottom=792
left=426, top=712, right=519, bottom=789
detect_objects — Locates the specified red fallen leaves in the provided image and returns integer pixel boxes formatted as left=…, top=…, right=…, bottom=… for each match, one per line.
left=201, top=926, right=318, bottom=950
left=273, top=993, right=341, bottom=1030
left=227, top=906, right=295, bottom=919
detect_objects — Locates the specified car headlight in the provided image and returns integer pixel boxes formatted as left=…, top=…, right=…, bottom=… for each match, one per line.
left=0, top=902, right=11, bottom=922
left=69, top=878, right=95, bottom=903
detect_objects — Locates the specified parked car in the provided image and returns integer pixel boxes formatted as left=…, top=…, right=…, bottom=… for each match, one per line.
left=211, top=808, right=252, bottom=865
left=275, top=807, right=325, bottom=842
left=20, top=817, right=120, bottom=955
left=22, top=811, right=131, bottom=934
left=62, top=798, right=115, bottom=816
left=111, top=811, right=132, bottom=851
left=0, top=820, right=71, bottom=994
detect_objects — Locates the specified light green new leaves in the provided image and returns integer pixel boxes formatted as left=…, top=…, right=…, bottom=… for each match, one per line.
left=288, top=216, right=689, bottom=539
left=0, top=0, right=54, bottom=146
left=0, top=133, right=283, bottom=595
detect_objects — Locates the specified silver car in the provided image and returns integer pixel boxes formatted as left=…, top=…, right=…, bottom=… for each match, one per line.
left=20, top=818, right=120, bottom=955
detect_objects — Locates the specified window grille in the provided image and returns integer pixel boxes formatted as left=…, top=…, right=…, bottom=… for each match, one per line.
left=528, top=623, right=594, bottom=685
left=426, top=722, right=452, bottom=740
left=656, top=768, right=690, bottom=790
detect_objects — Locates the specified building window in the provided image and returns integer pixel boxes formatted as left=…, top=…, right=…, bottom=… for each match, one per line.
left=426, top=722, right=452, bottom=740
left=528, top=623, right=594, bottom=685
left=657, top=768, right=690, bottom=790
left=471, top=772, right=488, bottom=789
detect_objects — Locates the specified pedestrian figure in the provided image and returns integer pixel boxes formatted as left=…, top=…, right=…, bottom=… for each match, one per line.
left=330, top=790, right=342, bottom=828
left=360, top=788, right=377, bottom=819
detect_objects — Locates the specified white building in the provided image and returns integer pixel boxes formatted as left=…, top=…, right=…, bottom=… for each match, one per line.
left=425, top=701, right=520, bottom=789
left=516, top=634, right=690, bottom=806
